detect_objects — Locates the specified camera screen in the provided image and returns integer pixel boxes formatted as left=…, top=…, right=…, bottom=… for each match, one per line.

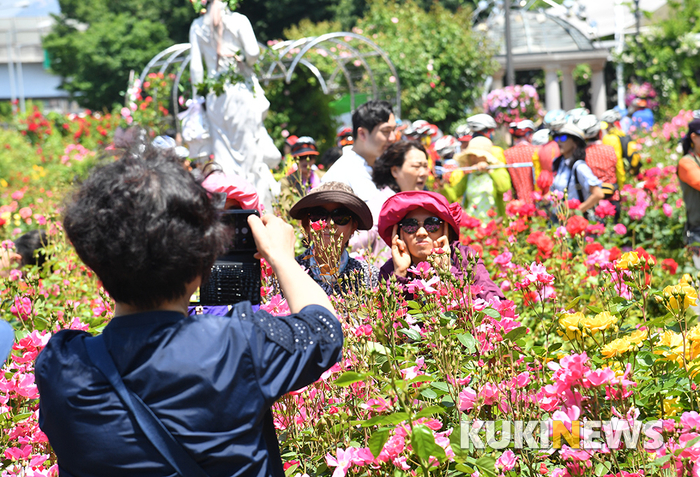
left=221, top=209, right=258, bottom=255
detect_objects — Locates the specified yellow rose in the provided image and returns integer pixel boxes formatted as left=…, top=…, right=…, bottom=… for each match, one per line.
left=663, top=283, right=698, bottom=311
left=616, top=251, right=640, bottom=270
left=654, top=330, right=686, bottom=363
left=601, top=338, right=631, bottom=359
left=628, top=328, right=649, bottom=345
left=582, top=311, right=618, bottom=334
left=663, top=396, right=682, bottom=417
left=688, top=325, right=700, bottom=342
left=558, top=312, right=584, bottom=340
left=681, top=273, right=694, bottom=285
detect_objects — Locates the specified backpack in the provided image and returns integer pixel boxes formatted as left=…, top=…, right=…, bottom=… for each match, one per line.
left=618, top=134, right=642, bottom=177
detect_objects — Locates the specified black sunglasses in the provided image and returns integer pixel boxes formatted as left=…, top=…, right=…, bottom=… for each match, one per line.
left=307, top=207, right=355, bottom=226
left=398, top=217, right=443, bottom=234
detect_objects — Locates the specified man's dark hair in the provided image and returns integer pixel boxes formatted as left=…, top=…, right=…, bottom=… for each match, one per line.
left=372, top=140, right=427, bottom=193
left=63, top=141, right=227, bottom=309
left=320, top=146, right=342, bottom=170
left=15, top=229, right=48, bottom=267
left=352, top=100, right=394, bottom=139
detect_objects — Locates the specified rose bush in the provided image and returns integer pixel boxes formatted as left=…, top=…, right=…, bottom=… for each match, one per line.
left=1, top=107, right=699, bottom=477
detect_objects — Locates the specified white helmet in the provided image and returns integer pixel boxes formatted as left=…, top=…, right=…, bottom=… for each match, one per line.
left=510, top=119, right=535, bottom=136
left=600, top=109, right=621, bottom=124
left=455, top=124, right=472, bottom=140
left=566, top=108, right=589, bottom=123
left=532, top=129, right=550, bottom=146
left=434, top=135, right=460, bottom=158
left=467, top=113, right=497, bottom=132
left=404, top=119, right=432, bottom=137
left=543, top=109, right=566, bottom=127
left=575, top=114, right=601, bottom=140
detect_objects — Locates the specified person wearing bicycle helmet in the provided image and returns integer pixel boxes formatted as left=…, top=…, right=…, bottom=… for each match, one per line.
left=600, top=109, right=641, bottom=179
left=550, top=123, right=604, bottom=220
left=336, top=126, right=353, bottom=148
left=504, top=120, right=538, bottom=202
left=576, top=115, right=624, bottom=217
left=467, top=113, right=506, bottom=165
left=543, top=109, right=566, bottom=129
left=279, top=137, right=323, bottom=208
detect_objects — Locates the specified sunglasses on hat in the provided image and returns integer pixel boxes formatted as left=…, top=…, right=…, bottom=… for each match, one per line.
left=398, top=217, right=443, bottom=234
left=307, top=207, right=355, bottom=226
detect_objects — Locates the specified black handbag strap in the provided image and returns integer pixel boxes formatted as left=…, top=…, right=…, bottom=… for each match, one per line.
left=85, top=335, right=209, bottom=477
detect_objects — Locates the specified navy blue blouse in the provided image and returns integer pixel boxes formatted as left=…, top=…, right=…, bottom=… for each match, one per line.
left=35, top=302, right=343, bottom=477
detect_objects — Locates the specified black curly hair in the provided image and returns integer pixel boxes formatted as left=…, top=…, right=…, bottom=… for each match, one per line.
left=372, top=140, right=427, bottom=193
left=63, top=140, right=228, bottom=309
left=14, top=229, right=48, bottom=267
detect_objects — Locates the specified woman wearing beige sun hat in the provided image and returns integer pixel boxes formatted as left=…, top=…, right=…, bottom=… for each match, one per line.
left=439, top=136, right=512, bottom=220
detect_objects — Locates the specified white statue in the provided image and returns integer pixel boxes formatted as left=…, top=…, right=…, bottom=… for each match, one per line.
left=188, top=0, right=281, bottom=210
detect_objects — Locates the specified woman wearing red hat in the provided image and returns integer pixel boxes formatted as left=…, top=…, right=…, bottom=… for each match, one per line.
left=377, top=191, right=503, bottom=301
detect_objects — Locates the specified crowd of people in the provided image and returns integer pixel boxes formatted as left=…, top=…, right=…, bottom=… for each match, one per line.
left=14, top=97, right=700, bottom=476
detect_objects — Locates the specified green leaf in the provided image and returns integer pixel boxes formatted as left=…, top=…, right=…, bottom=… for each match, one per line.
left=415, top=405, right=447, bottom=418
left=284, top=464, right=299, bottom=476
left=565, top=296, right=582, bottom=310
left=504, top=326, right=527, bottom=342
left=368, top=428, right=391, bottom=458
left=474, top=455, right=498, bottom=477
left=334, top=371, right=369, bottom=387
left=420, top=389, right=438, bottom=399
left=361, top=412, right=410, bottom=428
left=457, top=332, right=477, bottom=353
left=432, top=381, right=449, bottom=392
left=482, top=308, right=501, bottom=318
left=399, top=328, right=422, bottom=341
left=410, top=424, right=446, bottom=464
left=636, top=351, right=656, bottom=368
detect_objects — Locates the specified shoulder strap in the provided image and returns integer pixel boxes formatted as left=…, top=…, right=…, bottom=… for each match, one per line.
left=570, top=160, right=584, bottom=203
left=85, top=336, right=210, bottom=477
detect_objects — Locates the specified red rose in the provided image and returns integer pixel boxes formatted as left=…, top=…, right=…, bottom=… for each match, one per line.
left=584, top=243, right=604, bottom=255
left=662, top=258, right=678, bottom=275
left=566, top=215, right=589, bottom=236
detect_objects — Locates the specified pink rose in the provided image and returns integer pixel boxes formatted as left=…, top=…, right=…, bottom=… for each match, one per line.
left=613, top=223, right=627, bottom=235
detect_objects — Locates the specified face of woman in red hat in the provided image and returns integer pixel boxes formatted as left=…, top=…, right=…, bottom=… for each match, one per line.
left=391, top=207, right=451, bottom=276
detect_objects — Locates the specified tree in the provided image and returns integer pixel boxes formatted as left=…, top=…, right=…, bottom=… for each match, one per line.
left=43, top=0, right=196, bottom=110
left=619, top=0, right=700, bottom=105
left=355, top=0, right=497, bottom=129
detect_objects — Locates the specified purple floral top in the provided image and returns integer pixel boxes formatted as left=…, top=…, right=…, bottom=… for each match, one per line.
left=378, top=241, right=504, bottom=302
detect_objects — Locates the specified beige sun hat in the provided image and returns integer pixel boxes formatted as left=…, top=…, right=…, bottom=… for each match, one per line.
left=454, top=136, right=497, bottom=167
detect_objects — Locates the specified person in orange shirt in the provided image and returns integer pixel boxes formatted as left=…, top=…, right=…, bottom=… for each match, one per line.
left=680, top=118, right=700, bottom=269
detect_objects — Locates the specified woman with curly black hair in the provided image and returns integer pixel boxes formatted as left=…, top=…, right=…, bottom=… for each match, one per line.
left=372, top=140, right=429, bottom=193
left=350, top=140, right=429, bottom=256
left=35, top=140, right=342, bottom=477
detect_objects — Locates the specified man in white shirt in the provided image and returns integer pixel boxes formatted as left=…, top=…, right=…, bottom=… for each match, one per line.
left=321, top=100, right=397, bottom=201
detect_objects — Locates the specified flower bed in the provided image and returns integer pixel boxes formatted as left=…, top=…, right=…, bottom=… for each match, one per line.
left=0, top=110, right=699, bottom=476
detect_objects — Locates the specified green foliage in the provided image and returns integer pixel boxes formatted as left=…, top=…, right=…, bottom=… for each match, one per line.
left=43, top=0, right=196, bottom=110
left=264, top=69, right=338, bottom=153
left=619, top=0, right=700, bottom=104
left=355, top=0, right=497, bottom=129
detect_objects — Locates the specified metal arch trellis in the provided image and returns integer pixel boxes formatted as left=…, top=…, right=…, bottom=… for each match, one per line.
left=138, top=31, right=401, bottom=130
